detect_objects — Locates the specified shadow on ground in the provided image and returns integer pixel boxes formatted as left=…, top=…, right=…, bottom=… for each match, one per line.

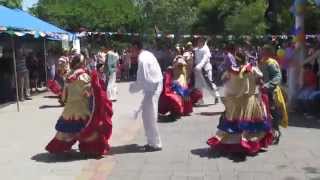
left=31, top=151, right=102, bottom=163
left=108, top=144, right=148, bottom=155
left=302, top=166, right=320, bottom=180
left=288, top=112, right=320, bottom=129
left=43, top=95, right=60, bottom=99
left=0, top=101, right=15, bottom=108
left=190, top=147, right=267, bottom=163
left=32, top=144, right=156, bottom=163
left=158, top=115, right=178, bottom=123
left=193, top=103, right=215, bottom=108
left=196, top=112, right=223, bottom=117
left=39, top=105, right=63, bottom=109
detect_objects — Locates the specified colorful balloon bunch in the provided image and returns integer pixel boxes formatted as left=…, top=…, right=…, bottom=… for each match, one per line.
left=277, top=48, right=295, bottom=69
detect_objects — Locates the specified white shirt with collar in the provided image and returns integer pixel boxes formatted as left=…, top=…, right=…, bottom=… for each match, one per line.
left=130, top=50, right=163, bottom=93
left=194, top=44, right=212, bottom=71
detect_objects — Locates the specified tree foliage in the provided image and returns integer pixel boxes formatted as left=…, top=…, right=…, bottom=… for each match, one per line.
left=0, top=0, right=22, bottom=9
left=137, top=0, right=199, bottom=34
left=225, top=0, right=267, bottom=35
left=29, top=0, right=320, bottom=35
left=305, top=0, right=320, bottom=33
left=193, top=0, right=266, bottom=35
left=31, top=0, right=140, bottom=32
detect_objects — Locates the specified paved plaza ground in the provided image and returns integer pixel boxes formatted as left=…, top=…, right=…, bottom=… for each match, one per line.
left=1, top=83, right=320, bottom=180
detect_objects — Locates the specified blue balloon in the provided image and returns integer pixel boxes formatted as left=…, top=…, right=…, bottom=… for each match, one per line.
left=316, top=0, right=320, bottom=6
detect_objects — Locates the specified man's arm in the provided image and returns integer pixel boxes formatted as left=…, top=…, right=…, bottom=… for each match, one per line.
left=129, top=60, right=144, bottom=93
left=195, top=53, right=209, bottom=71
left=264, top=63, right=281, bottom=90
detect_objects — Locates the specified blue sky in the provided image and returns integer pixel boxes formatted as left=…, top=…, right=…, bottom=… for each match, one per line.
left=22, top=0, right=39, bottom=10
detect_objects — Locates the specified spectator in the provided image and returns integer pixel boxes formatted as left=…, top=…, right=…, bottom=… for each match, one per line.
left=105, top=47, right=119, bottom=101
left=121, top=49, right=131, bottom=81
left=47, top=49, right=59, bottom=81
left=27, top=52, right=40, bottom=93
left=129, top=52, right=138, bottom=81
left=0, top=48, right=14, bottom=103
left=299, top=63, right=317, bottom=97
left=297, top=63, right=318, bottom=115
left=16, top=45, right=32, bottom=101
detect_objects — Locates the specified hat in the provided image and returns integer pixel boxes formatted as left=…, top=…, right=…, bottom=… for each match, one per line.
left=186, top=42, right=192, bottom=46
left=173, top=55, right=187, bottom=66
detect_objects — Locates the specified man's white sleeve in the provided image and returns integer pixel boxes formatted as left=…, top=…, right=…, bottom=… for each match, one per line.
left=129, top=60, right=144, bottom=93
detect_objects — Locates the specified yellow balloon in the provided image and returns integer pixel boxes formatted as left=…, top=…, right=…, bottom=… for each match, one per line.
left=292, top=36, right=298, bottom=43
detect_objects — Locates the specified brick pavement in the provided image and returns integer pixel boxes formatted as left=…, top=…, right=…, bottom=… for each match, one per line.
left=1, top=83, right=320, bottom=180
left=105, top=88, right=320, bottom=180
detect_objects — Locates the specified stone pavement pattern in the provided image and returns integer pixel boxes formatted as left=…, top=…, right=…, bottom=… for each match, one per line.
left=0, top=82, right=142, bottom=180
left=107, top=98, right=320, bottom=180
left=0, top=83, right=320, bottom=180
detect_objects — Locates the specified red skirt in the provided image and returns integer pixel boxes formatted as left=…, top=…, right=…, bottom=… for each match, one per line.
left=159, top=93, right=193, bottom=116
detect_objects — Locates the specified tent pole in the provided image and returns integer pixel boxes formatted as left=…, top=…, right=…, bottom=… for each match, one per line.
left=11, top=36, right=20, bottom=112
left=43, top=38, right=48, bottom=84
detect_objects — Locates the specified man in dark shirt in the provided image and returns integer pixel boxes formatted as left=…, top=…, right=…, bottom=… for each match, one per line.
left=260, top=45, right=283, bottom=144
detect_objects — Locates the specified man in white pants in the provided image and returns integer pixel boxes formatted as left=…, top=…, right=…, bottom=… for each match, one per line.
left=129, top=40, right=163, bottom=152
left=105, top=48, right=119, bottom=101
left=194, top=37, right=221, bottom=105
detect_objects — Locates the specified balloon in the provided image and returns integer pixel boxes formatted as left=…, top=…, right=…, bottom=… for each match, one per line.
left=292, top=36, right=298, bottom=43
left=277, top=49, right=286, bottom=60
left=316, top=0, right=320, bottom=7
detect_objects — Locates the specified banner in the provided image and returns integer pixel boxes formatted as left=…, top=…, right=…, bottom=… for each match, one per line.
left=0, top=27, right=71, bottom=41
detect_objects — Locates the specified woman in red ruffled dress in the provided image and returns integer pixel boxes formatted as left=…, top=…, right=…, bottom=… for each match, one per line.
left=159, top=55, right=193, bottom=120
left=45, top=54, right=113, bottom=156
left=207, top=52, right=272, bottom=155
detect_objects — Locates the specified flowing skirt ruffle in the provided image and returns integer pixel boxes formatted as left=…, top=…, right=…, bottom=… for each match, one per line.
left=207, top=94, right=273, bottom=155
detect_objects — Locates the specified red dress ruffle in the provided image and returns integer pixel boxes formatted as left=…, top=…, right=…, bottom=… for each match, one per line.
left=190, top=89, right=203, bottom=104
left=207, top=132, right=273, bottom=155
left=159, top=69, right=193, bottom=116
left=79, top=71, right=113, bottom=156
left=45, top=70, right=113, bottom=156
left=47, top=80, right=62, bottom=96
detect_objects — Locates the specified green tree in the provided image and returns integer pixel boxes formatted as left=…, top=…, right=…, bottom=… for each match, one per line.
left=272, top=0, right=320, bottom=34
left=192, top=0, right=260, bottom=35
left=192, top=0, right=225, bottom=34
left=137, top=0, right=199, bottom=35
left=31, top=0, right=140, bottom=32
left=305, top=0, right=320, bottom=33
left=225, top=0, right=267, bottom=35
left=0, top=0, right=22, bottom=8
left=30, top=0, right=320, bottom=35
left=276, top=2, right=294, bottom=34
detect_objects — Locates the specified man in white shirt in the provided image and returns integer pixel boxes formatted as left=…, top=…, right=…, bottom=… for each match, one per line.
left=105, top=48, right=119, bottom=101
left=194, top=37, right=221, bottom=105
left=129, top=40, right=163, bottom=152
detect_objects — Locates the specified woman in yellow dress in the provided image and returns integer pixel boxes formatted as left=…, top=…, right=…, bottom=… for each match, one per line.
left=207, top=52, right=272, bottom=155
left=46, top=54, right=113, bottom=156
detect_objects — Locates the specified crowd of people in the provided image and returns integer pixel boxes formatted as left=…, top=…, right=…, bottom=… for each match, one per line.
left=2, top=35, right=320, bottom=157
left=0, top=44, right=47, bottom=103
left=42, top=36, right=294, bottom=157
